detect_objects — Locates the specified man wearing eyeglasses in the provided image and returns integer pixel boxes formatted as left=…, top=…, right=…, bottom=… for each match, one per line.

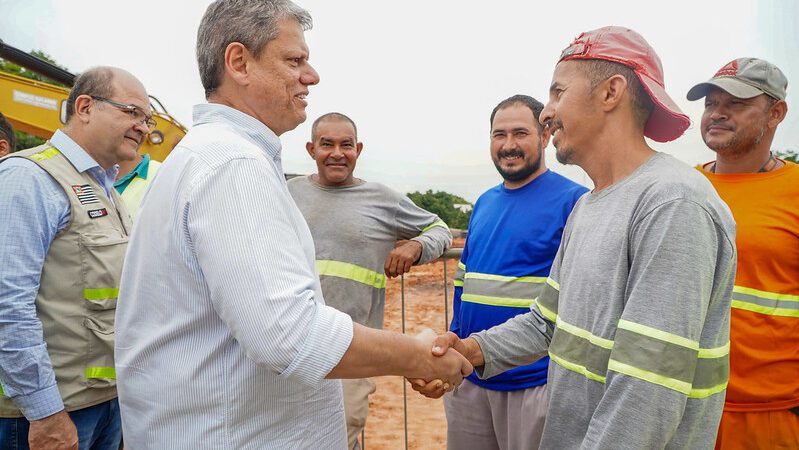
left=0, top=66, right=152, bottom=450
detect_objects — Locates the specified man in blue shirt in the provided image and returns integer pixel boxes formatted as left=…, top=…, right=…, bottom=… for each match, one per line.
left=0, top=66, right=152, bottom=450
left=441, top=95, right=587, bottom=449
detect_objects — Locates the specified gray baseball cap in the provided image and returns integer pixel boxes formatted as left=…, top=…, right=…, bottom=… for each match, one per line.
left=687, top=57, right=788, bottom=101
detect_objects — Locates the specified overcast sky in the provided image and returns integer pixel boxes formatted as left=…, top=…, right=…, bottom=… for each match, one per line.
left=2, top=0, right=797, bottom=202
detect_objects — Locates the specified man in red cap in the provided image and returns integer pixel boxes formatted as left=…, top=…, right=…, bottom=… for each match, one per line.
left=688, top=58, right=799, bottom=449
left=412, top=26, right=737, bottom=449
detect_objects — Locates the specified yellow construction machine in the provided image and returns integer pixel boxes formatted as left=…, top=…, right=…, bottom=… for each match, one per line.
left=0, top=39, right=186, bottom=161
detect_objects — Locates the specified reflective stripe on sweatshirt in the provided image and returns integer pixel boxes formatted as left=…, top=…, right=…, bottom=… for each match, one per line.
left=546, top=310, right=728, bottom=398
left=315, top=259, right=386, bottom=289
left=731, top=285, right=799, bottom=318
left=421, top=219, right=449, bottom=233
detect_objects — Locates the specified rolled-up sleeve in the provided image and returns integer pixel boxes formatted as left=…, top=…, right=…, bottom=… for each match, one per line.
left=187, top=158, right=353, bottom=387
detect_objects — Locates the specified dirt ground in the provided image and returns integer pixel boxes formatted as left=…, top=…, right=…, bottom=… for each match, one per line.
left=363, top=239, right=464, bottom=449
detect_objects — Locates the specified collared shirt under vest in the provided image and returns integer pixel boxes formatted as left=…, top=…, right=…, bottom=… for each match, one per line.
left=114, top=153, right=161, bottom=219
left=0, top=143, right=131, bottom=417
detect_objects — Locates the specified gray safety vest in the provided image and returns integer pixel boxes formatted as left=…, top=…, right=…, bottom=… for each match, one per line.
left=0, top=143, right=131, bottom=417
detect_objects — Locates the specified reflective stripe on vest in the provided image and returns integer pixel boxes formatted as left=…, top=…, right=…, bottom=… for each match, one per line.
left=453, top=261, right=465, bottom=287
left=316, top=260, right=387, bottom=289
left=460, top=272, right=545, bottom=308
left=731, top=285, right=799, bottom=318
left=29, top=147, right=61, bottom=161
left=85, top=367, right=116, bottom=379
left=84, top=288, right=120, bottom=300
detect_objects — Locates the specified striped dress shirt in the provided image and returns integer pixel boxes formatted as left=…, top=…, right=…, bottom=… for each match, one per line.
left=115, top=103, right=354, bottom=449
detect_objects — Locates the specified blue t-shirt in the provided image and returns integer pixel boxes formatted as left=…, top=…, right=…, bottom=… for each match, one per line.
left=451, top=169, right=588, bottom=391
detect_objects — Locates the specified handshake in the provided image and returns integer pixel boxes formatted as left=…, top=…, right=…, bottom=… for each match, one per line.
left=407, top=329, right=485, bottom=399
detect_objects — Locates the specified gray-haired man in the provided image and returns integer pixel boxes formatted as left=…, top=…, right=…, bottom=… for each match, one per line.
left=114, top=1, right=471, bottom=448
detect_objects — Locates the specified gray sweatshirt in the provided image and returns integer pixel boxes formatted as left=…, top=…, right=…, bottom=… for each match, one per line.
left=472, top=153, right=737, bottom=449
left=288, top=176, right=452, bottom=329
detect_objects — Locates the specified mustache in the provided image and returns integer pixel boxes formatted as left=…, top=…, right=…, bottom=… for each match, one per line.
left=498, top=148, right=525, bottom=158
left=546, top=119, right=563, bottom=131
left=706, top=121, right=733, bottom=131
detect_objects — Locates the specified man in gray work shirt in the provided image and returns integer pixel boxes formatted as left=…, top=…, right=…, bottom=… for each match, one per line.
left=289, top=112, right=451, bottom=449
left=413, top=26, right=737, bottom=449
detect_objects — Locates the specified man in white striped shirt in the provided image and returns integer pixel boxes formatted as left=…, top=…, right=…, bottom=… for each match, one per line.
left=114, top=1, right=471, bottom=449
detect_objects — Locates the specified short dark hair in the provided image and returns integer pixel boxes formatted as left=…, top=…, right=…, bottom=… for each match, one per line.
left=65, top=67, right=116, bottom=123
left=490, top=95, right=545, bottom=131
left=0, top=111, right=15, bottom=152
left=579, top=59, right=654, bottom=129
left=311, top=112, right=358, bottom=141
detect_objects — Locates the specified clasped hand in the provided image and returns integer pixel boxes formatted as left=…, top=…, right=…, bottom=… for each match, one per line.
left=409, top=330, right=480, bottom=399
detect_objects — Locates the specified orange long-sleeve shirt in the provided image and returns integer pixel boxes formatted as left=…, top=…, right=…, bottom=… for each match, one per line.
left=700, top=160, right=799, bottom=412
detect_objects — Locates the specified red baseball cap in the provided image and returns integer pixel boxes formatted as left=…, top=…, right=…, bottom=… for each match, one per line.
left=558, top=26, right=690, bottom=143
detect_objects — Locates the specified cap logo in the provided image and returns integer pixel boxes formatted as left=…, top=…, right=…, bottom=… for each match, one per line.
left=714, top=60, right=738, bottom=78
left=560, top=42, right=588, bottom=60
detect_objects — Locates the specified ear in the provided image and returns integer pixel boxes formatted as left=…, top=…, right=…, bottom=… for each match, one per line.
left=0, top=140, right=8, bottom=157
left=539, top=124, right=551, bottom=149
left=767, top=100, right=788, bottom=129
left=355, top=142, right=364, bottom=158
left=600, top=74, right=628, bottom=113
left=73, top=94, right=94, bottom=124
left=224, top=42, right=251, bottom=87
left=305, top=141, right=316, bottom=159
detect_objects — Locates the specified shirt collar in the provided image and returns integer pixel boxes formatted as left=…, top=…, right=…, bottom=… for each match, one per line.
left=114, top=153, right=151, bottom=189
left=50, top=129, right=103, bottom=173
left=192, top=103, right=282, bottom=161
left=50, top=129, right=120, bottom=196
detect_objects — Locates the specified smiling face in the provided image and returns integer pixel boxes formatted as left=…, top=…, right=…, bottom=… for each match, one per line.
left=490, top=103, right=549, bottom=188
left=700, top=88, right=773, bottom=156
left=540, top=61, right=601, bottom=165
left=87, top=71, right=151, bottom=168
left=307, top=117, right=363, bottom=187
left=247, top=18, right=319, bottom=136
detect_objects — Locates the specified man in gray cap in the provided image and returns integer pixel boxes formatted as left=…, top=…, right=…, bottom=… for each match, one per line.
left=688, top=58, right=799, bottom=448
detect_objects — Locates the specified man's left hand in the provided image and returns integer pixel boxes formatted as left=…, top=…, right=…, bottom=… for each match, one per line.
left=384, top=240, right=423, bottom=278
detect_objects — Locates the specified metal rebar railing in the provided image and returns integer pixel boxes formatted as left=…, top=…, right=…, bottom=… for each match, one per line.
left=360, top=247, right=463, bottom=450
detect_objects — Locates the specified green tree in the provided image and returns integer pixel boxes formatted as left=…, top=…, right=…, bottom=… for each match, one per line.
left=0, top=50, right=70, bottom=151
left=774, top=149, right=798, bottom=163
left=407, top=190, right=473, bottom=230
left=0, top=50, right=68, bottom=86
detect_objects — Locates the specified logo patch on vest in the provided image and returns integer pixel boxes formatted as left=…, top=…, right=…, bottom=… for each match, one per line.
left=71, top=184, right=100, bottom=205
left=87, top=208, right=108, bottom=219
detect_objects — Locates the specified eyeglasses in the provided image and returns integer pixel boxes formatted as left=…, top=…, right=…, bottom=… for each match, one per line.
left=91, top=96, right=157, bottom=130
